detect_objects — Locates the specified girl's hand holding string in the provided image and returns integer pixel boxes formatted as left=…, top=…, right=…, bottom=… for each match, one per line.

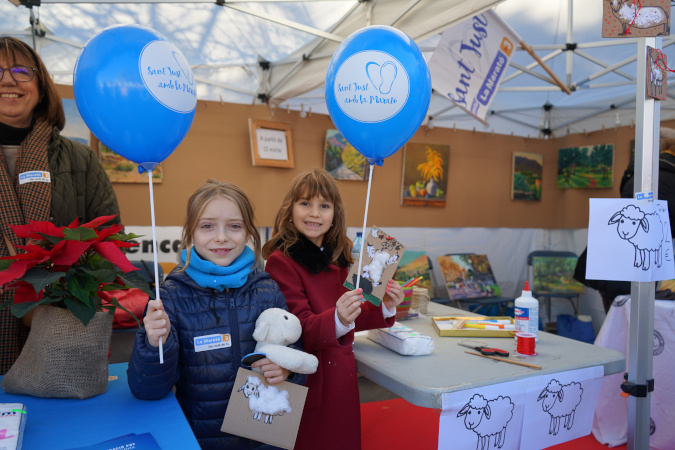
left=144, top=299, right=171, bottom=348
left=336, top=288, right=363, bottom=326
left=383, top=279, right=404, bottom=310
left=251, top=357, right=291, bottom=385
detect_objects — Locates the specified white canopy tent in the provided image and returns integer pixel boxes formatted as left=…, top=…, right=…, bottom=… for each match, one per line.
left=1, top=0, right=675, bottom=137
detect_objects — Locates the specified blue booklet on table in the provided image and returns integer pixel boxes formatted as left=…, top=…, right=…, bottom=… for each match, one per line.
left=65, top=433, right=161, bottom=450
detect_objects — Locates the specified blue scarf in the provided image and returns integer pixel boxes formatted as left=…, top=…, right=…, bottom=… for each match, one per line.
left=181, top=246, right=254, bottom=291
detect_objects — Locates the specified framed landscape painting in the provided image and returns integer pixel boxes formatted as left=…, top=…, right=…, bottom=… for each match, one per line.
left=512, top=152, right=543, bottom=201
left=393, top=250, right=433, bottom=291
left=437, top=254, right=501, bottom=300
left=94, top=136, right=163, bottom=184
left=400, top=143, right=449, bottom=207
left=323, top=129, right=369, bottom=180
left=61, top=99, right=90, bottom=146
left=557, top=144, right=613, bottom=189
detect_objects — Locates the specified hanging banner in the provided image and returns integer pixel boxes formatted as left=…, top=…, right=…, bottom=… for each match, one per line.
left=428, top=10, right=520, bottom=125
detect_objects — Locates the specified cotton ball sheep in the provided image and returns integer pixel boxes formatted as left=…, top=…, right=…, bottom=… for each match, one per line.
left=237, top=375, right=291, bottom=424
left=363, top=244, right=399, bottom=287
left=251, top=308, right=318, bottom=374
left=537, top=379, right=583, bottom=435
left=457, top=394, right=514, bottom=450
left=609, top=205, right=663, bottom=270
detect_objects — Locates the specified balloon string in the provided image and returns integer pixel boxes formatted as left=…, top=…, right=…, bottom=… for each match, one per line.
left=148, top=169, right=164, bottom=364
left=355, top=164, right=375, bottom=292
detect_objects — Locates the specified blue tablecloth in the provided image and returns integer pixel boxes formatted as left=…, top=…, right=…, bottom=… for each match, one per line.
left=0, top=363, right=200, bottom=450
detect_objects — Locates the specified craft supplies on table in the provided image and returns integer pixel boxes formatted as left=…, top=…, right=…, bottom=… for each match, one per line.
left=432, top=316, right=516, bottom=337
left=367, top=322, right=434, bottom=356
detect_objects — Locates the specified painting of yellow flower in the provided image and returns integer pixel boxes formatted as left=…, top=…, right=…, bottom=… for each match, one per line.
left=401, top=143, right=449, bottom=207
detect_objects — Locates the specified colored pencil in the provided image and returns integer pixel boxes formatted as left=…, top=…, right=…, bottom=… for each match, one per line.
left=404, top=276, right=423, bottom=287
left=402, top=277, right=415, bottom=287
left=464, top=351, right=542, bottom=370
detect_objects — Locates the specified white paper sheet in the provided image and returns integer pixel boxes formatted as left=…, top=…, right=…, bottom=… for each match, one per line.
left=519, top=366, right=603, bottom=450
left=587, top=199, right=675, bottom=282
left=440, top=379, right=526, bottom=450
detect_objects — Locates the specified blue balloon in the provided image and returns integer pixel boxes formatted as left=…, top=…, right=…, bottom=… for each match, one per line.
left=74, top=25, right=196, bottom=170
left=325, top=26, right=431, bottom=166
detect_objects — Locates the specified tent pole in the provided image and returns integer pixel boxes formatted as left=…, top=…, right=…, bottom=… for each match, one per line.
left=565, top=0, right=573, bottom=86
left=627, top=36, right=660, bottom=450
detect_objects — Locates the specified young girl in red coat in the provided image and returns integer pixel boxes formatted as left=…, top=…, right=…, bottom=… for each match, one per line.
left=263, top=168, right=404, bottom=450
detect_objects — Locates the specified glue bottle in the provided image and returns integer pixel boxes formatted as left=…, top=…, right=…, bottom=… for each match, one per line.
left=514, top=281, right=539, bottom=342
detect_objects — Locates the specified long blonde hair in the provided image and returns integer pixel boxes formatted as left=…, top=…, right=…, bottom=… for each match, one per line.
left=179, top=179, right=261, bottom=269
left=262, top=168, right=353, bottom=266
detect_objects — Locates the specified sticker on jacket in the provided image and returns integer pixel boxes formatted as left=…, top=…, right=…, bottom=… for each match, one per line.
left=18, top=171, right=51, bottom=184
left=194, top=333, right=231, bottom=352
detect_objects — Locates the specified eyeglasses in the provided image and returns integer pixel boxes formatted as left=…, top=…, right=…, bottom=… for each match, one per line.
left=0, top=66, right=37, bottom=82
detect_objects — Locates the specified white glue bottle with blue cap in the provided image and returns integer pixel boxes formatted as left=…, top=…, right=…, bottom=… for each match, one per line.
left=514, top=281, right=539, bottom=342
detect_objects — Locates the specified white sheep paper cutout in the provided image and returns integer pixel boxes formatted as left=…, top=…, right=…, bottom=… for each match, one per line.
left=457, top=394, right=514, bottom=450
left=237, top=376, right=291, bottom=424
left=609, top=204, right=664, bottom=270
left=537, top=379, right=584, bottom=435
left=362, top=243, right=399, bottom=287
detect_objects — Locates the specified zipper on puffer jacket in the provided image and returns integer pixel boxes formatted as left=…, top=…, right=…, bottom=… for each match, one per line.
left=209, top=289, right=220, bottom=323
left=227, top=289, right=241, bottom=371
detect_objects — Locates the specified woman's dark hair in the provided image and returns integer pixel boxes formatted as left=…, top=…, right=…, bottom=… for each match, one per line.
left=0, top=36, right=65, bottom=129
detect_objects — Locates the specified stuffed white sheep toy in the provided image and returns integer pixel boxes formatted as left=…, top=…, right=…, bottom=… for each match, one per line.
left=248, top=308, right=318, bottom=375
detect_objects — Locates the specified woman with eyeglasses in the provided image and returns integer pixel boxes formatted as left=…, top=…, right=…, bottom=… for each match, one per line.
left=0, top=36, right=121, bottom=375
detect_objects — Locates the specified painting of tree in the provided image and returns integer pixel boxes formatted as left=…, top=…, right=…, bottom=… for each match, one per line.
left=323, top=129, right=369, bottom=180
left=512, top=152, right=543, bottom=200
left=557, top=144, right=614, bottom=189
left=437, top=254, right=501, bottom=300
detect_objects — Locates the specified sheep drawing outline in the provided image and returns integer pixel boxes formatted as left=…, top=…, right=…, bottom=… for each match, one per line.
left=537, top=380, right=583, bottom=436
left=607, top=0, right=669, bottom=36
left=609, top=204, right=663, bottom=270
left=457, top=394, right=514, bottom=450
left=237, top=375, right=292, bottom=424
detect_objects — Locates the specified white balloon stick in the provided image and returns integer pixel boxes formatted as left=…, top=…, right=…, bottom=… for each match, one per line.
left=147, top=170, right=163, bottom=364
left=355, top=164, right=375, bottom=292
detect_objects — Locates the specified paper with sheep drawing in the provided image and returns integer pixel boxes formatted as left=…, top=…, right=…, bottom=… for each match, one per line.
left=343, top=226, right=406, bottom=306
left=438, top=365, right=602, bottom=450
left=221, top=368, right=308, bottom=450
left=586, top=198, right=675, bottom=282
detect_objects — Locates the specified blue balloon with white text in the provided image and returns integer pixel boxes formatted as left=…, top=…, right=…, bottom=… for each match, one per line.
left=325, top=26, right=431, bottom=166
left=73, top=24, right=196, bottom=169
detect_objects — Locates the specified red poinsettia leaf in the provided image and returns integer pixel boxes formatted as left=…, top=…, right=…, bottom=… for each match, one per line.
left=10, top=280, right=43, bottom=304
left=66, top=217, right=80, bottom=229
left=81, top=215, right=118, bottom=229
left=14, top=244, right=52, bottom=255
left=0, top=260, right=39, bottom=285
left=9, top=221, right=65, bottom=239
left=50, top=240, right=93, bottom=266
left=96, top=225, right=124, bottom=241
left=0, top=247, right=50, bottom=261
left=92, top=242, right=138, bottom=273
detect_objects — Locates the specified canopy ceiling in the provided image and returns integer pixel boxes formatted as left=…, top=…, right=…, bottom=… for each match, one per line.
left=1, top=0, right=674, bottom=138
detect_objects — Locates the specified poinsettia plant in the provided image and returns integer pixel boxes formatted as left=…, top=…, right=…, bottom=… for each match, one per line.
left=0, top=215, right=154, bottom=327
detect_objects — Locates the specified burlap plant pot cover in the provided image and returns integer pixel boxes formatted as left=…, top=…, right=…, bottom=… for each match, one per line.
left=1, top=305, right=113, bottom=399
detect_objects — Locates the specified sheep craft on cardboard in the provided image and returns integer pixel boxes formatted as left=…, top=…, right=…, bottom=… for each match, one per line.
left=223, top=308, right=314, bottom=449
left=344, top=226, right=406, bottom=306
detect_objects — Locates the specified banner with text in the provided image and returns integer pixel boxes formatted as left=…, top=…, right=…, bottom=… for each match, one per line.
left=428, top=10, right=520, bottom=125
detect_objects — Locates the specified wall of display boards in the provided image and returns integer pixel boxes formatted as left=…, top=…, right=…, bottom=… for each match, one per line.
left=55, top=84, right=671, bottom=230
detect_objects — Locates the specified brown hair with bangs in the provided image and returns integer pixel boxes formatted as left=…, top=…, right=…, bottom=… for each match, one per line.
left=0, top=36, right=65, bottom=130
left=262, top=167, right=353, bottom=266
left=179, top=179, right=261, bottom=270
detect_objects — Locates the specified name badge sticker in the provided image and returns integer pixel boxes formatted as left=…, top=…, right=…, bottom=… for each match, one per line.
left=194, top=333, right=231, bottom=352
left=18, top=171, right=51, bottom=185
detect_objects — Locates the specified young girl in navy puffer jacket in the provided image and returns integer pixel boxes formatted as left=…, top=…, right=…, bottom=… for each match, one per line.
left=128, top=179, right=299, bottom=449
